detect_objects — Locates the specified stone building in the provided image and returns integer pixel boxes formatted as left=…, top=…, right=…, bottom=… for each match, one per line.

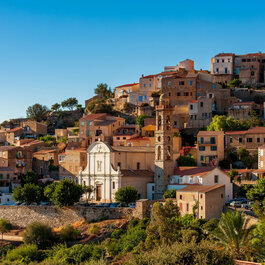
left=171, top=167, right=232, bottom=201
left=225, top=127, right=265, bottom=154
left=228, top=102, right=255, bottom=120
left=114, top=83, right=139, bottom=98
left=78, top=142, right=154, bottom=202
left=176, top=184, right=225, bottom=220
left=187, top=96, right=214, bottom=129
left=154, top=94, right=175, bottom=199
left=197, top=130, right=224, bottom=166
left=22, top=121, right=47, bottom=137
left=0, top=167, right=14, bottom=193
left=79, top=114, right=125, bottom=146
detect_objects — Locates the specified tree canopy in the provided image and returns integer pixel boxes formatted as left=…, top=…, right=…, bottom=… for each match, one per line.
left=94, top=83, right=113, bottom=99
left=115, top=186, right=139, bottom=204
left=136, top=115, right=149, bottom=128
left=44, top=179, right=83, bottom=207
left=26, top=103, right=49, bottom=122
left=61, top=97, right=78, bottom=111
left=0, top=219, right=12, bottom=241
left=51, top=103, right=61, bottom=112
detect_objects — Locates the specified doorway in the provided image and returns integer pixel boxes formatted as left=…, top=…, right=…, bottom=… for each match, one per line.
left=96, top=185, right=102, bottom=201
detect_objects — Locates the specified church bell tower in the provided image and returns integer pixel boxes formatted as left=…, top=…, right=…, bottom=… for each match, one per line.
left=154, top=94, right=174, bottom=199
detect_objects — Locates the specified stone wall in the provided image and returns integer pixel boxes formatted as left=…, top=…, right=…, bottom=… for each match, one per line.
left=235, top=261, right=261, bottom=265
left=0, top=206, right=133, bottom=228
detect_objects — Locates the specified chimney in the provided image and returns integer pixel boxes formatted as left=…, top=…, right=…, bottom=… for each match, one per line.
left=142, top=74, right=144, bottom=78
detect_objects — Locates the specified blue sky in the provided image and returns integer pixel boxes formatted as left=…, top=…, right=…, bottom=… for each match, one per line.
left=1, top=0, right=265, bottom=123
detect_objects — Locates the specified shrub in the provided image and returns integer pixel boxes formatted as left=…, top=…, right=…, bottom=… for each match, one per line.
left=177, top=155, right=196, bottom=166
left=115, top=186, right=139, bottom=204
left=163, top=189, right=176, bottom=199
left=5, top=244, right=41, bottom=263
left=49, top=243, right=105, bottom=264
left=203, top=218, right=220, bottom=232
left=59, top=225, right=81, bottom=243
left=23, top=222, right=57, bottom=249
left=89, top=224, right=101, bottom=235
left=111, top=229, right=125, bottom=239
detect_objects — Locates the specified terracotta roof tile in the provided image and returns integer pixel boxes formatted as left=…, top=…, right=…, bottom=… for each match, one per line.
left=80, top=113, right=106, bottom=121
left=215, top=53, right=235, bottom=57
left=177, top=184, right=224, bottom=193
left=121, top=169, right=154, bottom=178
left=174, top=166, right=216, bottom=176
left=115, top=83, right=139, bottom=88
left=197, top=131, right=224, bottom=136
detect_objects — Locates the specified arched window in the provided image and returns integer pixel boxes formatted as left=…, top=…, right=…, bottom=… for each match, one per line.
left=251, top=71, right=255, bottom=76
left=158, top=115, right=162, bottom=130
left=167, top=136, right=171, bottom=143
left=166, top=115, right=171, bottom=130
left=166, top=146, right=171, bottom=160
left=158, top=136, right=161, bottom=142
left=157, top=146, right=161, bottom=160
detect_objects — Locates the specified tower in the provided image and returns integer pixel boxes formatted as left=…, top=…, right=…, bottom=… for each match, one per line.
left=154, top=94, right=174, bottom=199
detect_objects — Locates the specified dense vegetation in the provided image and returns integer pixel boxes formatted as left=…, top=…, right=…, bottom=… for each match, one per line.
left=2, top=199, right=265, bottom=264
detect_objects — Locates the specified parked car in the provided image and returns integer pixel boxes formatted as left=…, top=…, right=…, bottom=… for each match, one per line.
left=244, top=202, right=254, bottom=210
left=225, top=200, right=234, bottom=206
left=230, top=201, right=242, bottom=208
left=128, top=203, right=136, bottom=208
left=110, top=203, right=120, bottom=208
left=103, top=203, right=112, bottom=207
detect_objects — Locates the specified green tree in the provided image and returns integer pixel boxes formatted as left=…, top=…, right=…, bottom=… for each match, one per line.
left=145, top=200, right=181, bottom=248
left=212, top=211, right=255, bottom=260
left=248, top=110, right=260, bottom=127
left=163, top=189, right=176, bottom=199
left=20, top=170, right=38, bottom=186
left=59, top=225, right=81, bottom=243
left=238, top=184, right=253, bottom=198
left=251, top=220, right=265, bottom=260
left=94, top=83, right=113, bottom=99
left=115, top=186, right=139, bottom=204
left=12, top=183, right=41, bottom=205
left=177, top=155, right=196, bottom=166
left=26, top=103, right=49, bottom=122
left=51, top=103, right=61, bottom=112
left=136, top=115, right=149, bottom=128
left=83, top=185, right=95, bottom=203
left=23, top=222, right=56, bottom=249
left=44, top=179, right=83, bottom=207
left=61, top=97, right=78, bottom=111
left=39, top=135, right=57, bottom=146
left=228, top=169, right=238, bottom=181
left=229, top=78, right=242, bottom=88
left=0, top=219, right=12, bottom=242
left=207, top=115, right=227, bottom=131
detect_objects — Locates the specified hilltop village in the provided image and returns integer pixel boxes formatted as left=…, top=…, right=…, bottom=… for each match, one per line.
left=1, top=52, right=265, bottom=264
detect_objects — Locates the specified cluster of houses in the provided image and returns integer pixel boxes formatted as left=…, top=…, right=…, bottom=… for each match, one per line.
left=1, top=52, right=265, bottom=219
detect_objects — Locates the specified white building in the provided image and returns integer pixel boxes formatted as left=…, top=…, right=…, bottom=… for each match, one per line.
left=169, top=167, right=233, bottom=201
left=211, top=53, right=234, bottom=75
left=78, top=141, right=154, bottom=202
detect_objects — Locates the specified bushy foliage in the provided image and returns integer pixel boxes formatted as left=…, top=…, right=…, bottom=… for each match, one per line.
left=163, top=189, right=176, bottom=199
left=48, top=243, right=105, bottom=264
left=5, top=244, right=42, bottom=263
left=61, top=97, right=78, bottom=111
left=44, top=179, right=83, bottom=207
left=26, top=103, right=49, bottom=122
left=59, top=225, right=81, bottom=243
left=12, top=183, right=42, bottom=205
left=0, top=219, right=12, bottom=241
left=23, top=222, right=57, bottom=249
left=115, top=186, right=139, bottom=204
left=202, top=218, right=219, bottom=232
left=104, top=218, right=150, bottom=257
left=128, top=240, right=234, bottom=265
left=177, top=155, right=196, bottom=166
left=136, top=115, right=150, bottom=128
left=39, top=135, right=57, bottom=146
left=89, top=224, right=101, bottom=235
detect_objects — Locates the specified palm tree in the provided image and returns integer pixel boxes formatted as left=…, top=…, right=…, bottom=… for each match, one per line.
left=212, top=211, right=255, bottom=260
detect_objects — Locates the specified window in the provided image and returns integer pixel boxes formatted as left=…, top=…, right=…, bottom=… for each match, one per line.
left=210, top=137, right=216, bottom=144
left=197, top=92, right=200, bottom=97
left=80, top=130, right=83, bottom=135
left=201, top=206, right=203, bottom=210
left=239, top=138, right=242, bottom=143
left=0, top=174, right=2, bottom=179
left=87, top=130, right=90, bottom=136
left=261, top=161, right=264, bottom=168
left=186, top=203, right=189, bottom=212
left=247, top=138, right=253, bottom=143
left=180, top=194, right=182, bottom=200
left=168, top=81, right=172, bottom=86
left=144, top=84, right=146, bottom=87
left=200, top=194, right=203, bottom=199
left=213, top=84, right=217, bottom=88
left=200, top=137, right=204, bottom=144
left=137, top=162, right=140, bottom=170
left=214, top=175, right=219, bottom=183
left=230, top=137, right=232, bottom=143
left=257, top=138, right=260, bottom=143
left=190, top=81, right=193, bottom=86
left=190, top=104, right=193, bottom=110
left=149, top=83, right=151, bottom=87
left=7, top=174, right=10, bottom=179
left=200, top=102, right=203, bottom=107
left=179, top=81, right=185, bottom=85
left=113, top=182, right=115, bottom=189
left=251, top=71, right=255, bottom=76
left=81, top=121, right=85, bottom=126
left=261, top=150, right=264, bottom=156
left=199, top=146, right=205, bottom=151
left=200, top=156, right=204, bottom=161
left=222, top=59, right=224, bottom=63
left=177, top=92, right=180, bottom=96
left=208, top=93, right=213, bottom=98
left=211, top=146, right=217, bottom=151
left=225, top=67, right=228, bottom=73
left=118, top=162, right=121, bottom=168
left=198, top=84, right=200, bottom=89
left=216, top=59, right=219, bottom=63
left=138, top=96, right=143, bottom=102
left=216, top=68, right=219, bottom=73
left=221, top=194, right=224, bottom=198
left=88, top=121, right=92, bottom=125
